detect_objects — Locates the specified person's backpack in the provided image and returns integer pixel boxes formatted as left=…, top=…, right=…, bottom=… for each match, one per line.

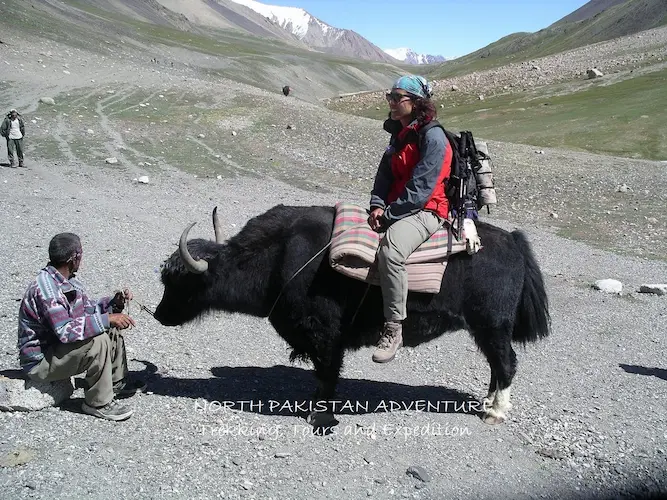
left=417, top=120, right=497, bottom=222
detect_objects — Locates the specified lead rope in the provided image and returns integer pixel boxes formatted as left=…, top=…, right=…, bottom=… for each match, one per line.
left=127, top=298, right=155, bottom=318
left=266, top=222, right=370, bottom=321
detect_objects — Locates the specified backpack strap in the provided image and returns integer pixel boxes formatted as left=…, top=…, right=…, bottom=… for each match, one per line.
left=416, top=119, right=445, bottom=151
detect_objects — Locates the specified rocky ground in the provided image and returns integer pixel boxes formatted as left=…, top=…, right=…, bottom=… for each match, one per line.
left=0, top=19, right=666, bottom=500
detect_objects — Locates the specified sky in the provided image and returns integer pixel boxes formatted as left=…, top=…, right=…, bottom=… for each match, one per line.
left=255, top=0, right=591, bottom=58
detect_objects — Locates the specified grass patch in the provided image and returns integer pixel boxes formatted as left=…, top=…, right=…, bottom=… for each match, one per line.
left=333, top=68, right=667, bottom=161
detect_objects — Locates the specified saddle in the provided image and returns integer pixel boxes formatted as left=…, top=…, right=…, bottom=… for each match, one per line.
left=328, top=203, right=468, bottom=294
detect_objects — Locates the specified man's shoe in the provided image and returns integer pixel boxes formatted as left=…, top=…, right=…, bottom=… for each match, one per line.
left=372, top=321, right=403, bottom=363
left=82, top=400, right=134, bottom=421
left=113, top=378, right=147, bottom=398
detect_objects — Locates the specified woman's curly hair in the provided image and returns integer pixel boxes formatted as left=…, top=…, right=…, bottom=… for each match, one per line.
left=412, top=96, right=437, bottom=125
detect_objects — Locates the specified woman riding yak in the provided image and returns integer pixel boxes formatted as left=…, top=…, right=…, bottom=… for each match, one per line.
left=368, top=75, right=453, bottom=364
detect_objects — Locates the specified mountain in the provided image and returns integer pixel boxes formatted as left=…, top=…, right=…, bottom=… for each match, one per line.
left=227, top=0, right=398, bottom=63
left=553, top=0, right=629, bottom=25
left=383, top=48, right=446, bottom=65
left=153, top=0, right=309, bottom=44
left=433, top=0, right=667, bottom=73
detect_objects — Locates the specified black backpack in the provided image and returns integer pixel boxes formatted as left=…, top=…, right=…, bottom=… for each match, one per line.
left=417, top=120, right=496, bottom=221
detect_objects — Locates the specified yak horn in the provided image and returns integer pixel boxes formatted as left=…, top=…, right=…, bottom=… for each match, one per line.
left=212, top=206, right=223, bottom=244
left=179, top=222, right=209, bottom=274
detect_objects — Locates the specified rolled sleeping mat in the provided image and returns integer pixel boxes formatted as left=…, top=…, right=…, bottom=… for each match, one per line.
left=474, top=141, right=497, bottom=206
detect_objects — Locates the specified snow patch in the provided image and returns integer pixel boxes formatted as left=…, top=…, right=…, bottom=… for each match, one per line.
left=230, top=0, right=313, bottom=38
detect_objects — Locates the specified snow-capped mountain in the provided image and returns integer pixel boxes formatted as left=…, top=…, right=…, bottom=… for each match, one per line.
left=228, top=0, right=397, bottom=63
left=384, top=48, right=446, bottom=65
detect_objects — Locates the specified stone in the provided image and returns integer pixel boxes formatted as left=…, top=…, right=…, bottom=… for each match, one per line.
left=105, top=157, right=118, bottom=164
left=593, top=279, right=623, bottom=295
left=0, top=448, right=35, bottom=467
left=638, top=284, right=667, bottom=296
left=86, top=129, right=94, bottom=135
left=38, top=97, right=55, bottom=105
left=137, top=176, right=150, bottom=184
left=616, top=184, right=630, bottom=193
left=587, top=68, right=604, bottom=79
left=0, top=369, right=73, bottom=412
left=451, top=85, right=459, bottom=91
left=406, top=465, right=431, bottom=482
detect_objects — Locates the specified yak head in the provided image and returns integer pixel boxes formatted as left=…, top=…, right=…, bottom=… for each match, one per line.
left=154, top=208, right=225, bottom=326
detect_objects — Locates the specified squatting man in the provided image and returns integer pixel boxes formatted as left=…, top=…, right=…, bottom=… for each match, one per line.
left=17, top=233, right=146, bottom=421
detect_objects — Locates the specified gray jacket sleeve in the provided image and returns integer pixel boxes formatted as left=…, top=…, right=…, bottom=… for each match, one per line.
left=384, top=126, right=446, bottom=223
left=369, top=146, right=394, bottom=210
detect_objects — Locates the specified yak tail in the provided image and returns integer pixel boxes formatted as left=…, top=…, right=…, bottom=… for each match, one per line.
left=511, top=231, right=551, bottom=343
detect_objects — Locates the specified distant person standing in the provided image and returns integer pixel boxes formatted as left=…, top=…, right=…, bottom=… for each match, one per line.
left=1, top=109, right=25, bottom=167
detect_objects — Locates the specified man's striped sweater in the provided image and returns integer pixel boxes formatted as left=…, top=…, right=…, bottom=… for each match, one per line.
left=17, top=266, right=112, bottom=372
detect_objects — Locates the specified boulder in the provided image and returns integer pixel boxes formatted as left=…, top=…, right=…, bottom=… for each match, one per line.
left=0, top=369, right=73, bottom=412
left=587, top=68, right=604, bottom=79
left=38, top=97, right=55, bottom=105
left=105, top=157, right=118, bottom=164
left=638, top=284, right=667, bottom=296
left=406, top=465, right=432, bottom=482
left=593, top=279, right=622, bottom=294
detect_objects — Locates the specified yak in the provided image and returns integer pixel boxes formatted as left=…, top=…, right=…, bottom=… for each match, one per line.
left=154, top=205, right=550, bottom=428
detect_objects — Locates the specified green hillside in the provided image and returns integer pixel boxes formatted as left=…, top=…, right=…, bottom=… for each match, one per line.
left=426, top=0, right=667, bottom=79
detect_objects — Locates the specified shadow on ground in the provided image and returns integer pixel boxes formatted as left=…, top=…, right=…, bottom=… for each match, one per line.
left=619, top=363, right=667, bottom=381
left=131, top=362, right=482, bottom=418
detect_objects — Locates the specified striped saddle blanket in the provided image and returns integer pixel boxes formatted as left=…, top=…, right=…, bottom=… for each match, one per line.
left=328, top=203, right=467, bottom=294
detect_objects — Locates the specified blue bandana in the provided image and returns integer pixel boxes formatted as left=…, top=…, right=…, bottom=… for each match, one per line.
left=392, top=75, right=433, bottom=99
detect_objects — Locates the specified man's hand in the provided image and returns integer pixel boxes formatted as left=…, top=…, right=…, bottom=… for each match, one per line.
left=368, top=208, right=386, bottom=232
left=122, top=288, right=133, bottom=302
left=109, top=313, right=136, bottom=330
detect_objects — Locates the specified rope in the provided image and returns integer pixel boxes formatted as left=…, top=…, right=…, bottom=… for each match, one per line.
left=127, top=298, right=155, bottom=318
left=121, top=220, right=375, bottom=324
left=266, top=222, right=370, bottom=321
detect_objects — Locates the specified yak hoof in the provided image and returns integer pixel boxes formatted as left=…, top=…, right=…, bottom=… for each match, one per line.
left=306, top=411, right=338, bottom=434
left=482, top=408, right=507, bottom=425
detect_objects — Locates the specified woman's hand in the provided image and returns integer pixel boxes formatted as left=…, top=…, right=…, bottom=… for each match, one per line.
left=368, top=208, right=386, bottom=232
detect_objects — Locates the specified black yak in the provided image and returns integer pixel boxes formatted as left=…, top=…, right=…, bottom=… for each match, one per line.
left=155, top=205, right=550, bottom=427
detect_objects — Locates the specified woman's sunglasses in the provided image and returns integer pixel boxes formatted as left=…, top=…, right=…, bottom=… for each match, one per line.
left=385, top=92, right=414, bottom=104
